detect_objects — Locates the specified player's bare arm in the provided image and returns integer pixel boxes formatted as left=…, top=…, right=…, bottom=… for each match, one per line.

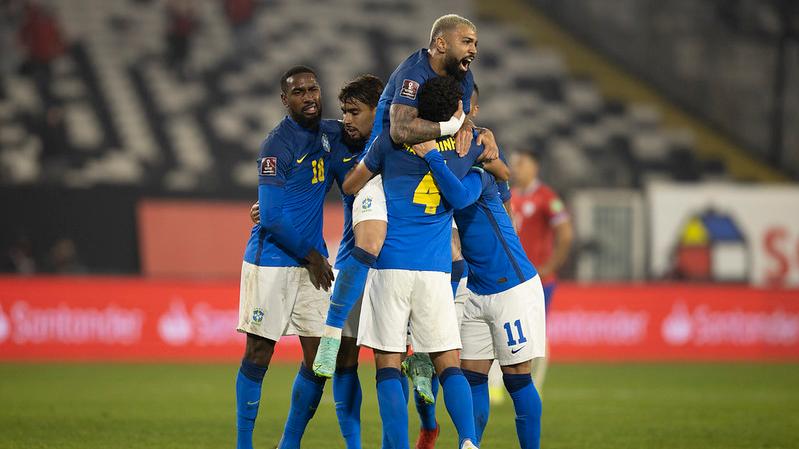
left=538, top=220, right=573, bottom=279
left=389, top=103, right=442, bottom=144
left=342, top=161, right=374, bottom=195
left=482, top=157, right=510, bottom=181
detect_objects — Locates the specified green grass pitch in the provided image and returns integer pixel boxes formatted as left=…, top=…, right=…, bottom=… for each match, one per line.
left=1, top=362, right=797, bottom=448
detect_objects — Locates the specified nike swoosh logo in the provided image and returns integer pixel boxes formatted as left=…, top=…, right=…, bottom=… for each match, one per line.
left=511, top=346, right=526, bottom=354
left=342, top=156, right=355, bottom=162
left=246, top=400, right=260, bottom=406
left=296, top=154, right=309, bottom=164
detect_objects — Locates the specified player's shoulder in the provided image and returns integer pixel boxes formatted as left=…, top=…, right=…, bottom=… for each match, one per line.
left=261, top=118, right=293, bottom=154
left=394, top=48, right=432, bottom=81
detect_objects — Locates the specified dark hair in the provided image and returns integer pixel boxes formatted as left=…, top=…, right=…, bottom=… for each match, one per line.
left=473, top=82, right=479, bottom=96
left=338, top=74, right=384, bottom=108
left=517, top=147, right=541, bottom=162
left=417, top=76, right=463, bottom=122
left=280, top=65, right=317, bottom=93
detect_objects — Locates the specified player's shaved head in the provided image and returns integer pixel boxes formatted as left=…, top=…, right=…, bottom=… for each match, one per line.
left=429, top=14, right=476, bottom=46
left=338, top=74, right=384, bottom=108
left=416, top=76, right=463, bottom=123
left=280, top=65, right=318, bottom=93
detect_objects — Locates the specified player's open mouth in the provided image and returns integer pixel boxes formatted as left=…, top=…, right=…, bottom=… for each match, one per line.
left=302, top=104, right=318, bottom=114
left=460, top=56, right=474, bottom=71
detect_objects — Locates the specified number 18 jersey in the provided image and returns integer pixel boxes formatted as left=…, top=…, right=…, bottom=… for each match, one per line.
left=363, top=130, right=483, bottom=272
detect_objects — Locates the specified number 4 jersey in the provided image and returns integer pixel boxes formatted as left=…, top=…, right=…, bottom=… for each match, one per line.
left=362, top=129, right=483, bottom=272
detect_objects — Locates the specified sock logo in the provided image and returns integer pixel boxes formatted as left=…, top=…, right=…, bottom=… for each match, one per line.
left=252, top=308, right=265, bottom=324
left=246, top=400, right=260, bottom=406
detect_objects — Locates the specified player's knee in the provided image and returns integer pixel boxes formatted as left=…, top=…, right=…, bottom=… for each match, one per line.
left=500, top=360, right=532, bottom=375
left=336, top=337, right=360, bottom=369
left=354, top=221, right=386, bottom=255
left=244, top=333, right=276, bottom=367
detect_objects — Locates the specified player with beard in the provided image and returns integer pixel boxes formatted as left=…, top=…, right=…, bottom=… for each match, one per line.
left=313, top=16, right=507, bottom=410
left=235, top=65, right=337, bottom=449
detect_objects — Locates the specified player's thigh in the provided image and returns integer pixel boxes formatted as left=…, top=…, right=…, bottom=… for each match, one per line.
left=237, top=262, right=293, bottom=342
left=298, top=335, right=321, bottom=368
left=287, top=267, right=330, bottom=338
left=490, top=276, right=547, bottom=367
left=357, top=269, right=412, bottom=353
left=352, top=175, right=387, bottom=255
left=459, top=291, right=495, bottom=363
left=461, top=358, right=493, bottom=375
left=408, top=271, right=461, bottom=354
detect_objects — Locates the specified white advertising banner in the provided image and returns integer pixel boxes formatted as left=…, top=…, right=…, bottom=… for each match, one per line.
left=648, top=182, right=799, bottom=287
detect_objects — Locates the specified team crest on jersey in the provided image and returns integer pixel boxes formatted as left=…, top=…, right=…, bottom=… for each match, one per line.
left=361, top=196, right=372, bottom=211
left=252, top=308, right=264, bottom=324
left=400, top=79, right=420, bottom=100
left=322, top=134, right=330, bottom=153
left=260, top=157, right=277, bottom=176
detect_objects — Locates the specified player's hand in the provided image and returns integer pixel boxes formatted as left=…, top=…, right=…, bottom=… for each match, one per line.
left=476, top=127, right=499, bottom=161
left=305, top=250, right=334, bottom=291
left=455, top=118, right=474, bottom=157
left=250, top=202, right=260, bottom=224
left=411, top=140, right=438, bottom=158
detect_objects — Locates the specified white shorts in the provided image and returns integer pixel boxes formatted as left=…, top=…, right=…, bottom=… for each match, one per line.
left=460, top=275, right=547, bottom=366
left=352, top=175, right=387, bottom=227
left=237, top=262, right=330, bottom=341
left=332, top=268, right=374, bottom=339
left=454, top=276, right=469, bottom=327
left=358, top=269, right=461, bottom=353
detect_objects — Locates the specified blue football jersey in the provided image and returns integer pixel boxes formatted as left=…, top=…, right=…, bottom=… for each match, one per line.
left=363, top=130, right=483, bottom=272
left=323, top=121, right=363, bottom=270
left=367, top=48, right=475, bottom=146
left=243, top=117, right=336, bottom=267
left=454, top=173, right=537, bottom=295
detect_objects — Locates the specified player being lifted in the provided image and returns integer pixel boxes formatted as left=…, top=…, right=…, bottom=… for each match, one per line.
left=234, top=65, right=338, bottom=449
left=345, top=76, right=485, bottom=449
left=411, top=134, right=547, bottom=449
left=250, top=74, right=443, bottom=449
left=312, top=12, right=504, bottom=395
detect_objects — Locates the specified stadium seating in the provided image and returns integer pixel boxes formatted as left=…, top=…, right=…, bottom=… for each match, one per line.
left=0, top=0, right=724, bottom=195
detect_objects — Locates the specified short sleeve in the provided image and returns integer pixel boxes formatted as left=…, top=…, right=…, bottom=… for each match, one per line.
left=545, top=190, right=569, bottom=225
left=391, top=69, right=425, bottom=109
left=362, top=133, right=387, bottom=174
left=258, top=134, right=292, bottom=186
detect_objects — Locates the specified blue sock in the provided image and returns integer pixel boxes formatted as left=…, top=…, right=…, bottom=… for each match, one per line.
left=278, top=364, right=326, bottom=449
left=463, top=369, right=489, bottom=444
left=376, top=368, right=409, bottom=449
left=326, top=247, right=376, bottom=328
left=413, top=375, right=439, bottom=431
left=439, top=367, right=477, bottom=447
left=450, top=259, right=466, bottom=297
left=504, top=373, right=542, bottom=449
left=382, top=372, right=409, bottom=449
left=236, top=359, right=267, bottom=449
left=333, top=365, right=362, bottom=449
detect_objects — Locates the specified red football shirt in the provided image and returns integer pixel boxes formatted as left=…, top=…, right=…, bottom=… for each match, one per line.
left=511, top=181, right=569, bottom=284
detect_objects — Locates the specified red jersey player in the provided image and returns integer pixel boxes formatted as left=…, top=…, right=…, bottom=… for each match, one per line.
left=510, top=148, right=573, bottom=390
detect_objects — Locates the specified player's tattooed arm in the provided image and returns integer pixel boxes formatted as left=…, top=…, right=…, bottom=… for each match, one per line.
left=389, top=104, right=442, bottom=145
left=342, top=161, right=375, bottom=196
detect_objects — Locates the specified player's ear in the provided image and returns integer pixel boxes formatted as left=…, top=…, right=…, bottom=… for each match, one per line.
left=280, top=92, right=288, bottom=107
left=435, top=35, right=447, bottom=53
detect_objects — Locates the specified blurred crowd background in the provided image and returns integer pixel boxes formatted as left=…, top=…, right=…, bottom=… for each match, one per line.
left=0, top=0, right=797, bottom=287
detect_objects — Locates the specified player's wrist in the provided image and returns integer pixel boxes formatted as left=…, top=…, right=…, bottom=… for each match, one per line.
left=422, top=149, right=442, bottom=162
left=439, top=113, right=465, bottom=137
